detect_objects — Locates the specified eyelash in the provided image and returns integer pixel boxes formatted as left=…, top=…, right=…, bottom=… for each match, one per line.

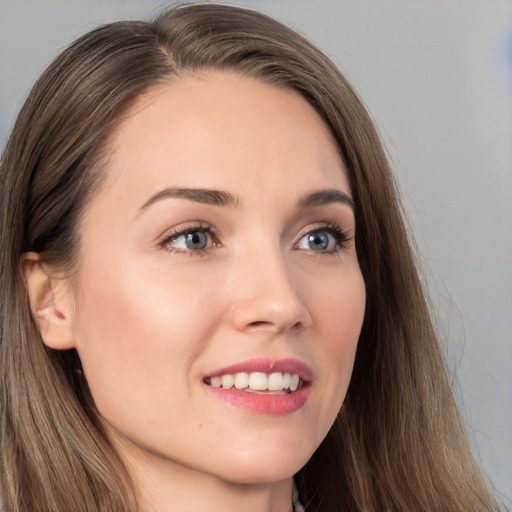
left=295, top=222, right=352, bottom=254
left=160, top=222, right=219, bottom=256
left=159, top=221, right=352, bottom=256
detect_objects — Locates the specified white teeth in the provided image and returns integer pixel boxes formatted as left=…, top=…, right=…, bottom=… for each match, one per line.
left=207, top=371, right=302, bottom=392
left=249, top=372, right=268, bottom=390
left=210, top=376, right=222, bottom=388
left=290, top=374, right=300, bottom=392
left=268, top=372, right=283, bottom=391
left=221, top=374, right=234, bottom=389
left=234, top=372, right=249, bottom=389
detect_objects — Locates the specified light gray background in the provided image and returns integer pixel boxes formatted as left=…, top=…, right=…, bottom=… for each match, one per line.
left=1, top=0, right=510, bottom=506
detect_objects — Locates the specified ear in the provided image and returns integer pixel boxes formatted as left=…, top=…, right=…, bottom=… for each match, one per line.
left=21, top=252, right=76, bottom=350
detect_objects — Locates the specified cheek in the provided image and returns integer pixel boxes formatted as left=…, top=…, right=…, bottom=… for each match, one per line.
left=71, top=258, right=221, bottom=421
left=317, top=266, right=365, bottom=347
left=312, top=269, right=365, bottom=401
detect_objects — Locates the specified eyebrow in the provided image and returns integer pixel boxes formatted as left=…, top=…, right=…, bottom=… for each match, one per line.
left=138, top=187, right=240, bottom=214
left=138, top=186, right=354, bottom=215
left=298, top=189, right=355, bottom=210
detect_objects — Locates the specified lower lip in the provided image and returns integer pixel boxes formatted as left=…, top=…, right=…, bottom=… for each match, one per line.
left=205, top=385, right=310, bottom=415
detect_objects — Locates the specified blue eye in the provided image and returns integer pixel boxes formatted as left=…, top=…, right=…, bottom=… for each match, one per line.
left=296, top=225, right=350, bottom=253
left=180, top=231, right=208, bottom=250
left=297, top=230, right=334, bottom=251
left=161, top=224, right=217, bottom=254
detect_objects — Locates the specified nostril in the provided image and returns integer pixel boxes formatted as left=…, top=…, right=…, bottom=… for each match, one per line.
left=248, top=321, right=271, bottom=328
left=247, top=320, right=304, bottom=331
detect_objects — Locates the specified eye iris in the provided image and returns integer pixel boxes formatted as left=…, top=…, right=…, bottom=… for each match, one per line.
left=308, top=231, right=329, bottom=251
left=185, top=231, right=207, bottom=249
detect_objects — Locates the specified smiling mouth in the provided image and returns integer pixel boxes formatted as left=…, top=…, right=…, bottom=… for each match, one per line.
left=203, top=372, right=304, bottom=394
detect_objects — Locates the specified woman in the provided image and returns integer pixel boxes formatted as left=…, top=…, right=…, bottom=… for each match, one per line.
left=0, top=3, right=500, bottom=512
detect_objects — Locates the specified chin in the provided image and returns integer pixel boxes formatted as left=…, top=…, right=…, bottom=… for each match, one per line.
left=214, top=462, right=304, bottom=486
left=208, top=439, right=314, bottom=485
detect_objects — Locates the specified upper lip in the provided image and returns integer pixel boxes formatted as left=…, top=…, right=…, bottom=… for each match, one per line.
left=205, top=357, right=313, bottom=381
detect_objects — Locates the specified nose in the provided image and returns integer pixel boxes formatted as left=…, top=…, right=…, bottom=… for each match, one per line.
left=228, top=249, right=312, bottom=335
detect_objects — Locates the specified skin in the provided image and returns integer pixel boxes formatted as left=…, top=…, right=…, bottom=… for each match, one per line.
left=26, top=72, right=366, bottom=512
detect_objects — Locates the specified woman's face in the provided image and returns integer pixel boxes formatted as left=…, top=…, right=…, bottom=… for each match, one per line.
left=67, top=72, right=365, bottom=484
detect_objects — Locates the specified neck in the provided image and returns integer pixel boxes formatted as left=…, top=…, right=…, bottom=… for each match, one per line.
left=138, top=465, right=294, bottom=512
left=117, top=441, right=294, bottom=512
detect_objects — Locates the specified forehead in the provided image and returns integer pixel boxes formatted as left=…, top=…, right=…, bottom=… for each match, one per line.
left=98, top=71, right=349, bottom=209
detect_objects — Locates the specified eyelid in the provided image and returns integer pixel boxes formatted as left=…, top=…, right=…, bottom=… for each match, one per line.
left=157, top=219, right=352, bottom=256
left=293, top=221, right=352, bottom=252
left=159, top=221, right=220, bottom=254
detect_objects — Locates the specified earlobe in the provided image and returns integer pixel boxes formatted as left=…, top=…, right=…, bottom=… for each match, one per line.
left=21, top=252, right=76, bottom=350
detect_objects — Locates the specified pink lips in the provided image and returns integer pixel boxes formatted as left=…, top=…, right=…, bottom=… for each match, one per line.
left=203, top=358, right=312, bottom=415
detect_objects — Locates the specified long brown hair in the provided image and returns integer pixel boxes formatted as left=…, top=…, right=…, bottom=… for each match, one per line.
left=0, top=3, right=499, bottom=511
